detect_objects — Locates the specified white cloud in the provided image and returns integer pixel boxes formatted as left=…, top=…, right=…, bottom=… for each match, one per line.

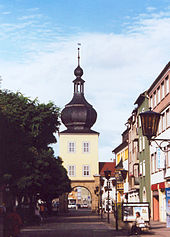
left=18, top=14, right=43, bottom=20
left=1, top=11, right=11, bottom=15
left=0, top=10, right=170, bottom=161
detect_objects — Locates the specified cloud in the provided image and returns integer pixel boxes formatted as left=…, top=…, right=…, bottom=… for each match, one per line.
left=18, top=14, right=43, bottom=20
left=1, top=11, right=11, bottom=15
left=0, top=9, right=170, bottom=161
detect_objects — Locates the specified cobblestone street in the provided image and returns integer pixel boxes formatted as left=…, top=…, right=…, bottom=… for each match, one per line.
left=20, top=210, right=170, bottom=237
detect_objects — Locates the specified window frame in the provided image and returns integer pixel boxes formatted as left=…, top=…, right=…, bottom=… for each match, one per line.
left=165, top=76, right=169, bottom=95
left=83, top=165, right=90, bottom=177
left=68, top=141, right=76, bottom=153
left=143, top=160, right=145, bottom=177
left=161, top=82, right=165, bottom=99
left=83, top=142, right=90, bottom=153
left=68, top=165, right=76, bottom=177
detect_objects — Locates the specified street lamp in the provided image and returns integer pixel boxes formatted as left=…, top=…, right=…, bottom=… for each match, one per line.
left=113, top=160, right=128, bottom=231
left=94, top=186, right=99, bottom=215
left=104, top=169, right=111, bottom=223
left=140, top=109, right=170, bottom=151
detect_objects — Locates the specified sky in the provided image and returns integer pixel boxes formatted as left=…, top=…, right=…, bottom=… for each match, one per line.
left=0, top=0, right=170, bottom=161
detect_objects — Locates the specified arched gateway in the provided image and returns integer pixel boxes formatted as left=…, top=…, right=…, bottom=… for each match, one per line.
left=59, top=48, right=100, bottom=212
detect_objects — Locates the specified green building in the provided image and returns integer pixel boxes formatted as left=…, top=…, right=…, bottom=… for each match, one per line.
left=134, top=91, right=151, bottom=204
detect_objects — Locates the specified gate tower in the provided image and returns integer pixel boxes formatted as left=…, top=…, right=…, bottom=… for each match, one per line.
left=59, top=48, right=100, bottom=211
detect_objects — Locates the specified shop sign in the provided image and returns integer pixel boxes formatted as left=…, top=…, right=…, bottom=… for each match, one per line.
left=166, top=188, right=170, bottom=228
left=157, top=148, right=165, bottom=169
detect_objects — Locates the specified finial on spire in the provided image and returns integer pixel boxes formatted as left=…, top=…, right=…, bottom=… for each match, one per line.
left=74, top=43, right=83, bottom=77
left=77, top=43, right=81, bottom=66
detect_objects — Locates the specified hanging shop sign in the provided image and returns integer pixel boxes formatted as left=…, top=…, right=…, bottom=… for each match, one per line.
left=157, top=148, right=165, bottom=169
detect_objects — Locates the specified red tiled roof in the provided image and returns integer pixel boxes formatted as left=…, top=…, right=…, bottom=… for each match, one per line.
left=99, top=161, right=116, bottom=177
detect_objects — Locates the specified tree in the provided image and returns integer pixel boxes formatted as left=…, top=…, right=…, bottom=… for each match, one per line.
left=0, top=89, right=71, bottom=207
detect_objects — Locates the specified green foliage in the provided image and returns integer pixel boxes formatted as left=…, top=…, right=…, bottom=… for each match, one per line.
left=0, top=89, right=71, bottom=203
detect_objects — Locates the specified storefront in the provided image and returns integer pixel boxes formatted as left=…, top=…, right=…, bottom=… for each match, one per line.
left=151, top=182, right=166, bottom=222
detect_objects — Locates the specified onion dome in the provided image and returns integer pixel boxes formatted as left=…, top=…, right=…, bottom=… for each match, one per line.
left=61, top=48, right=97, bottom=133
left=74, top=65, right=83, bottom=77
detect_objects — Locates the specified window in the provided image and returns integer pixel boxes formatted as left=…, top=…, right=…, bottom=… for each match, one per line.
left=83, top=142, right=90, bottom=153
left=166, top=76, right=169, bottom=95
left=162, top=113, right=166, bottom=131
left=150, top=96, right=153, bottom=109
left=143, top=160, right=145, bottom=176
left=167, top=150, right=170, bottom=167
left=155, top=152, right=158, bottom=172
left=133, top=164, right=139, bottom=177
left=68, top=165, right=76, bottom=176
left=139, top=137, right=142, bottom=152
left=161, top=82, right=164, bottom=99
left=166, top=109, right=170, bottom=128
left=158, top=116, right=162, bottom=134
left=139, top=116, right=141, bottom=127
left=139, top=162, right=143, bottom=175
left=83, top=165, right=90, bottom=176
left=154, top=91, right=157, bottom=107
left=143, top=136, right=145, bottom=150
left=157, top=87, right=160, bottom=103
left=68, top=142, right=76, bottom=153
left=151, top=154, right=156, bottom=173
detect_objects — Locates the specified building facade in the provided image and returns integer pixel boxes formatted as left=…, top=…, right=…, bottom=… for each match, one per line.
left=127, top=109, right=140, bottom=202
left=148, top=62, right=170, bottom=221
left=112, top=129, right=128, bottom=202
left=99, top=162, right=116, bottom=212
left=134, top=91, right=151, bottom=205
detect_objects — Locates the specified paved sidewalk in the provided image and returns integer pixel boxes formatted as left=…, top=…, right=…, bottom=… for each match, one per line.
left=102, top=212, right=170, bottom=236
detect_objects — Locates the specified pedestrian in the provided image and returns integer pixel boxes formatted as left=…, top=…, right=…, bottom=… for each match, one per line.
left=35, top=206, right=43, bottom=224
left=39, top=204, right=45, bottom=219
left=3, top=206, right=22, bottom=237
left=128, top=211, right=145, bottom=235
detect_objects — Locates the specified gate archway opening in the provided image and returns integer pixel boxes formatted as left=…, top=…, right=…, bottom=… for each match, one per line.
left=68, top=186, right=92, bottom=210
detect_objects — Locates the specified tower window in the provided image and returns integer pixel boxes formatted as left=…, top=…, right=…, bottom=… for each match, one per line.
left=68, top=165, right=76, bottom=176
left=83, top=142, right=90, bottom=153
left=83, top=165, right=90, bottom=176
left=68, top=142, right=76, bottom=153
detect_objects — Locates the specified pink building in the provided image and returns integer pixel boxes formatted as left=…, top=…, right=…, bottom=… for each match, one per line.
left=148, top=62, right=170, bottom=222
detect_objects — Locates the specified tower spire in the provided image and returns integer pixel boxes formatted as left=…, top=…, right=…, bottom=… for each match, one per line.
left=74, top=43, right=83, bottom=78
left=61, top=46, right=97, bottom=132
left=77, top=43, right=81, bottom=66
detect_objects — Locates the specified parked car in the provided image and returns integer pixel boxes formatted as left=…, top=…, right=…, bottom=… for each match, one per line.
left=68, top=203, right=76, bottom=209
left=81, top=203, right=88, bottom=208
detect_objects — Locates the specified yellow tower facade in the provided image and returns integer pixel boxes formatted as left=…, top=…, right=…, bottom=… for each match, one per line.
left=59, top=133, right=99, bottom=180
